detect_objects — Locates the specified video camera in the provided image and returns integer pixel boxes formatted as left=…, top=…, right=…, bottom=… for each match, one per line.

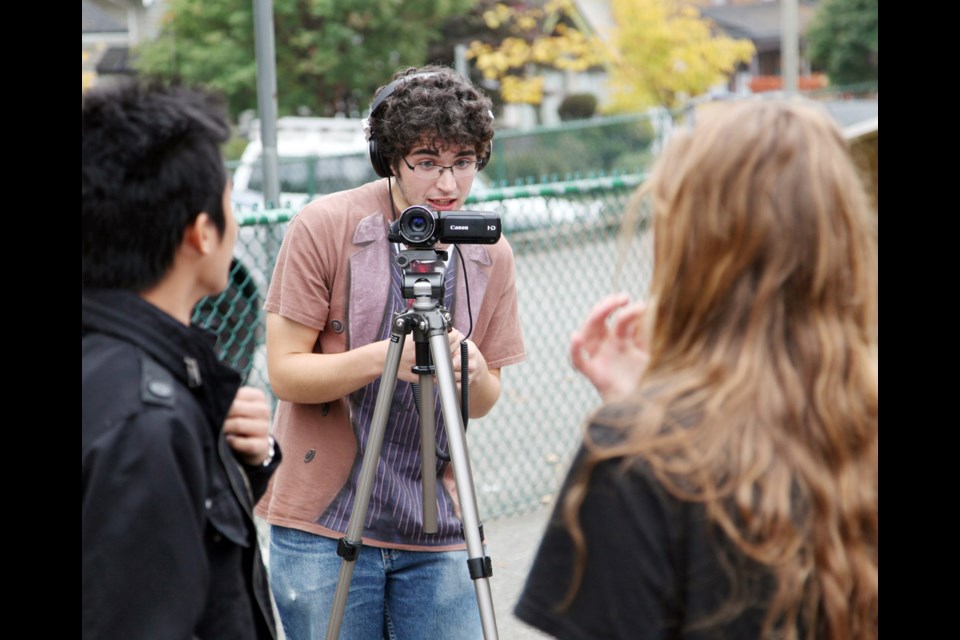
left=388, top=205, right=501, bottom=247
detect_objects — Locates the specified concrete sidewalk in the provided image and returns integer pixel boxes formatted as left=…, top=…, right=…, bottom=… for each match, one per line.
left=483, top=506, right=554, bottom=639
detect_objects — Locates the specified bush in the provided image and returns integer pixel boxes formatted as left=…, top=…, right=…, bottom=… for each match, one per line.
left=557, top=93, right=598, bottom=121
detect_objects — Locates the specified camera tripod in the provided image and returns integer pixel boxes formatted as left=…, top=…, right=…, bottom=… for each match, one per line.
left=325, top=247, right=499, bottom=640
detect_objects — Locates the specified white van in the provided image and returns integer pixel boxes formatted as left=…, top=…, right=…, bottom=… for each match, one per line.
left=231, top=116, right=377, bottom=211
left=197, top=118, right=375, bottom=382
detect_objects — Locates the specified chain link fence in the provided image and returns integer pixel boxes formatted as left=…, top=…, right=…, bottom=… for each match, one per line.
left=464, top=177, right=654, bottom=520
left=484, top=111, right=670, bottom=187
left=195, top=87, right=876, bottom=522
left=192, top=176, right=653, bottom=522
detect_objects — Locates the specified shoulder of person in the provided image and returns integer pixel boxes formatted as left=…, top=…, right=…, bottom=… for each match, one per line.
left=83, top=340, right=209, bottom=475
left=456, top=236, right=515, bottom=272
left=297, top=180, right=386, bottom=220
left=138, top=351, right=177, bottom=408
left=83, top=336, right=199, bottom=426
left=83, top=336, right=155, bottom=426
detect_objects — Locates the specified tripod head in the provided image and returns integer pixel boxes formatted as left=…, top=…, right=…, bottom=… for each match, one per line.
left=397, top=247, right=449, bottom=301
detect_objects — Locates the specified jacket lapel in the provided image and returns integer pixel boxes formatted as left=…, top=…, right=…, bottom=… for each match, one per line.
left=348, top=212, right=393, bottom=349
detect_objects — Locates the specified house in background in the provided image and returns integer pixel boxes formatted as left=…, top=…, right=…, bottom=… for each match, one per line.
left=698, top=0, right=824, bottom=94
left=519, top=0, right=823, bottom=126
left=82, top=0, right=165, bottom=90
left=490, top=0, right=616, bottom=128
left=82, top=1, right=845, bottom=118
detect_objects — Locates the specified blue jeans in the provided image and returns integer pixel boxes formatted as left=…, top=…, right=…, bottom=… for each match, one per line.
left=269, top=525, right=484, bottom=640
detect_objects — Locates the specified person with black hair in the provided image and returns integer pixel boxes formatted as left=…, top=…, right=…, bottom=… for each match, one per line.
left=256, top=65, right=526, bottom=639
left=82, top=78, right=281, bottom=640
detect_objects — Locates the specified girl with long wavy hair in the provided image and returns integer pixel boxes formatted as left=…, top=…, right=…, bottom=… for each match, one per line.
left=514, top=98, right=878, bottom=640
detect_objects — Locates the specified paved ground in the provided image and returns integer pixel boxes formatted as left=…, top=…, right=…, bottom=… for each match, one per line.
left=483, top=506, right=555, bottom=639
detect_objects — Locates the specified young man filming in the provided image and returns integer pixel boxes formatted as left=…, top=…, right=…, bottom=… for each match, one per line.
left=257, top=65, right=526, bottom=639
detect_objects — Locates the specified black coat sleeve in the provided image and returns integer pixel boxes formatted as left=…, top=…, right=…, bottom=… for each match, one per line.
left=240, top=443, right=282, bottom=503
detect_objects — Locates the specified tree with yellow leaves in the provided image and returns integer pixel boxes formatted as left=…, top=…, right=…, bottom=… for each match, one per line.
left=468, top=0, right=609, bottom=106
left=607, top=0, right=755, bottom=111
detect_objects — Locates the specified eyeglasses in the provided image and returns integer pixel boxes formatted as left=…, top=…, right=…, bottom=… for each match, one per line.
left=401, top=157, right=479, bottom=179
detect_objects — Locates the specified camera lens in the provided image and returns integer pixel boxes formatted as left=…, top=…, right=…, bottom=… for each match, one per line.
left=399, top=205, right=437, bottom=244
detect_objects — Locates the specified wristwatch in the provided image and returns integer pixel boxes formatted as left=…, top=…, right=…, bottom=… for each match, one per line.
left=262, top=436, right=276, bottom=467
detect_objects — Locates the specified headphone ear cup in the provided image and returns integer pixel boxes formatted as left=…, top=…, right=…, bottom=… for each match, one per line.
left=477, top=144, right=492, bottom=172
left=368, top=135, right=392, bottom=178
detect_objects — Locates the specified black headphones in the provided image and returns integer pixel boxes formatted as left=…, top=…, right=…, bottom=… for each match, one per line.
left=364, top=72, right=493, bottom=178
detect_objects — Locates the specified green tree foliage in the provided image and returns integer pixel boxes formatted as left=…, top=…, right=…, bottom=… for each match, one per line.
left=135, top=0, right=473, bottom=119
left=606, top=0, right=755, bottom=112
left=807, top=0, right=878, bottom=86
left=467, top=0, right=609, bottom=106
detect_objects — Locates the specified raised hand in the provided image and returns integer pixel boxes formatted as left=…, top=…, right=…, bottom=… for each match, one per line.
left=569, top=293, right=649, bottom=400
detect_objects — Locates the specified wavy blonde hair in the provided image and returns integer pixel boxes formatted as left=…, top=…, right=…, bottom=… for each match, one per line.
left=562, top=99, right=878, bottom=640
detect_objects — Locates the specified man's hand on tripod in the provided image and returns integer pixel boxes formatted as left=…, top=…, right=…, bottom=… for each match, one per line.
left=393, top=328, right=502, bottom=418
left=395, top=331, right=466, bottom=385
left=448, top=329, right=489, bottom=390
left=449, top=329, right=503, bottom=419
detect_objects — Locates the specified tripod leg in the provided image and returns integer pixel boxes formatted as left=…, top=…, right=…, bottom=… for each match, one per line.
left=325, top=325, right=406, bottom=640
left=417, top=372, right=439, bottom=533
left=429, top=332, right=500, bottom=640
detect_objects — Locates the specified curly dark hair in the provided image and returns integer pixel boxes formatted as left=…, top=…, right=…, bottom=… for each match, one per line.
left=368, top=65, right=495, bottom=174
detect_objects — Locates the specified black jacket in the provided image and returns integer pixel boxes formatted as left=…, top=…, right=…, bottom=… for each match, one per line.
left=82, top=290, right=279, bottom=640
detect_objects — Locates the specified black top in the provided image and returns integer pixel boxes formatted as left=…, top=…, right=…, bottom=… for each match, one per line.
left=82, top=290, right=279, bottom=640
left=515, top=423, right=770, bottom=640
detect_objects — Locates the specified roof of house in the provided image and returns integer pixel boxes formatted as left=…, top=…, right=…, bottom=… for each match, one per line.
left=82, top=0, right=126, bottom=34
left=699, top=1, right=817, bottom=51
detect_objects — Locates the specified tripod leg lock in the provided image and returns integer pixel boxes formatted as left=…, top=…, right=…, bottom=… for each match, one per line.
left=460, top=522, right=486, bottom=542
left=466, top=556, right=493, bottom=580
left=336, top=537, right=361, bottom=562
